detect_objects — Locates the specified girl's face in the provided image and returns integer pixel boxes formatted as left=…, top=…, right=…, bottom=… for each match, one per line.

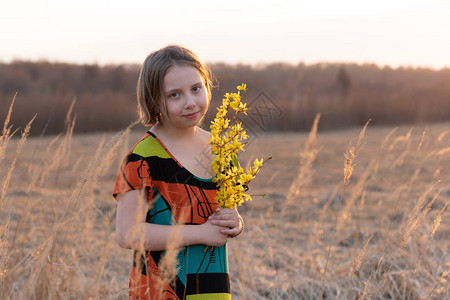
left=161, top=65, right=209, bottom=130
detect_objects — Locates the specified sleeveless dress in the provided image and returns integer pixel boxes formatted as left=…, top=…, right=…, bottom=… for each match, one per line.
left=113, top=131, right=230, bottom=300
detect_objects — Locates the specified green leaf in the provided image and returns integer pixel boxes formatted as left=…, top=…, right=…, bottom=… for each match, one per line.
left=231, top=153, right=238, bottom=167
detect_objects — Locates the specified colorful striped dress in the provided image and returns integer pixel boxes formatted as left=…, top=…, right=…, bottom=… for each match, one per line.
left=113, top=132, right=230, bottom=300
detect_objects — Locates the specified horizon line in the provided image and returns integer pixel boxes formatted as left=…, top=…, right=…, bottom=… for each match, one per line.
left=1, top=57, right=448, bottom=71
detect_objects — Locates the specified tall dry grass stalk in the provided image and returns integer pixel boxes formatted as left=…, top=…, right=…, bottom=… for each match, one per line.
left=36, top=99, right=76, bottom=188
left=156, top=211, right=189, bottom=290
left=0, top=216, right=10, bottom=289
left=157, top=229, right=182, bottom=286
left=0, top=94, right=18, bottom=164
left=285, top=113, right=320, bottom=206
left=339, top=160, right=378, bottom=227
left=344, top=119, right=370, bottom=185
left=430, top=202, right=447, bottom=237
left=320, top=120, right=371, bottom=298
left=48, top=99, right=76, bottom=170
left=424, top=146, right=450, bottom=160
left=391, top=139, right=411, bottom=168
left=1, top=114, right=36, bottom=208
left=351, top=233, right=373, bottom=275
left=428, top=267, right=450, bottom=299
left=380, top=127, right=398, bottom=149
left=400, top=182, right=441, bottom=248
left=417, top=130, right=426, bottom=151
left=436, top=129, right=450, bottom=143
left=388, top=127, right=412, bottom=151
left=436, top=147, right=450, bottom=156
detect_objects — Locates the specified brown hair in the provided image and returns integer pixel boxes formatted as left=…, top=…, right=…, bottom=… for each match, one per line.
left=136, top=45, right=214, bottom=126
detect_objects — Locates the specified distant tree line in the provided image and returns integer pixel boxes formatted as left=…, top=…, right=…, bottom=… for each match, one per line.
left=0, top=60, right=449, bottom=135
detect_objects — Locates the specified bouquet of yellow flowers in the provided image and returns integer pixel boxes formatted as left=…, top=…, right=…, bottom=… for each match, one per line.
left=209, top=84, right=266, bottom=208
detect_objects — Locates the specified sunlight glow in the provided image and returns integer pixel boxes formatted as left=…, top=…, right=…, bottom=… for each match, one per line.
left=1, top=0, right=449, bottom=68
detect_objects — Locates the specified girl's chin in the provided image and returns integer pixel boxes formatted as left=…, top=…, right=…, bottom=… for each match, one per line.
left=171, top=118, right=204, bottom=130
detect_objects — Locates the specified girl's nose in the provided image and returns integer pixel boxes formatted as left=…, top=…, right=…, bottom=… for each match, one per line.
left=184, top=95, right=196, bottom=109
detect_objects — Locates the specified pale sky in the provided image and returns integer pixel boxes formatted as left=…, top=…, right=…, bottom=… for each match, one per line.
left=1, top=0, right=450, bottom=69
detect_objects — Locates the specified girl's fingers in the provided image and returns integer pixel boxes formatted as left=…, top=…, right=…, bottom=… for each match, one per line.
left=221, top=227, right=239, bottom=237
left=209, top=208, right=240, bottom=226
left=209, top=212, right=236, bottom=220
left=211, top=219, right=237, bottom=228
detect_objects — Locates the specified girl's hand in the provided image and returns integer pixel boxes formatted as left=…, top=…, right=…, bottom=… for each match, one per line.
left=199, top=220, right=229, bottom=247
left=208, top=207, right=244, bottom=238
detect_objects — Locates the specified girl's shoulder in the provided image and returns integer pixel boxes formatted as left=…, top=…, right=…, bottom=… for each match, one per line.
left=197, top=127, right=211, bottom=141
left=130, top=132, right=170, bottom=159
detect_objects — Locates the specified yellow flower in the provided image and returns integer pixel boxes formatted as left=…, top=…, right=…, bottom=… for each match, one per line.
left=230, top=98, right=241, bottom=111
left=209, top=84, right=265, bottom=208
left=237, top=83, right=247, bottom=91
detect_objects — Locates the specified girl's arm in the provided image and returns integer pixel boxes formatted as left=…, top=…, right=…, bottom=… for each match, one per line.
left=116, top=190, right=229, bottom=251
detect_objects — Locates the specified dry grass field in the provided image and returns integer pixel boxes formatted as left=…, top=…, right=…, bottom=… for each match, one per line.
left=0, top=105, right=449, bottom=299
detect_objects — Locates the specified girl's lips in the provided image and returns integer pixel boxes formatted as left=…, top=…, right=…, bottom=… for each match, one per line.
left=183, top=111, right=199, bottom=119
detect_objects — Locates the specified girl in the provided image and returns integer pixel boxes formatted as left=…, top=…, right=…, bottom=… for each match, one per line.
left=113, top=45, right=244, bottom=300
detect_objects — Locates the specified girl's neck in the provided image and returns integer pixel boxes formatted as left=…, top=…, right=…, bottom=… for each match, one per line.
left=150, top=122, right=199, bottom=142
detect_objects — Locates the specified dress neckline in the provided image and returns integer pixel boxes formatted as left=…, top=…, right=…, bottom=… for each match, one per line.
left=147, top=131, right=215, bottom=182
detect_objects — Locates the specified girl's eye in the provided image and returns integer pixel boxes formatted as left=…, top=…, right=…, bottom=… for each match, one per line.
left=192, top=86, right=201, bottom=92
left=169, top=92, right=179, bottom=98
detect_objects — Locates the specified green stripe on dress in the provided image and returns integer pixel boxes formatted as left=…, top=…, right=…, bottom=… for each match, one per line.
left=186, top=293, right=231, bottom=300
left=132, top=136, right=171, bottom=158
